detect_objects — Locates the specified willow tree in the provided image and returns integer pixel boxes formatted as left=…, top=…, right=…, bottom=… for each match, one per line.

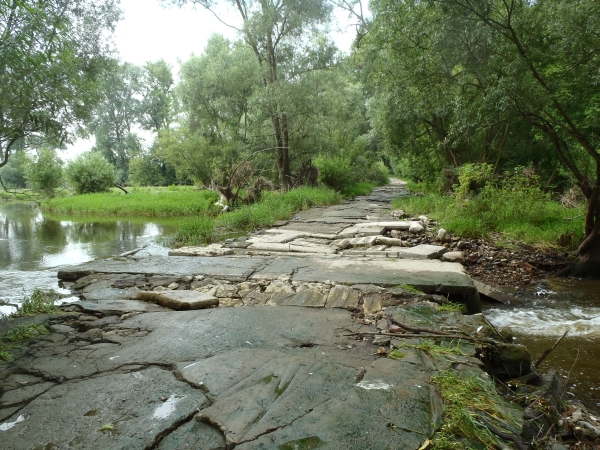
left=432, top=0, right=600, bottom=277
left=0, top=0, right=120, bottom=170
left=167, top=0, right=333, bottom=189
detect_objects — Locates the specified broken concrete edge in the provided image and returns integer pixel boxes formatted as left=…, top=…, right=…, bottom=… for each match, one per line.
left=472, top=280, right=516, bottom=304
left=137, top=291, right=219, bottom=310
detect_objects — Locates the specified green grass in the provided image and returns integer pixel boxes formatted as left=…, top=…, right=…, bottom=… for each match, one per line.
left=14, top=289, right=61, bottom=316
left=165, top=187, right=341, bottom=247
left=396, top=284, right=423, bottom=294
left=436, top=302, right=466, bottom=314
left=0, top=324, right=50, bottom=362
left=43, top=187, right=220, bottom=217
left=397, top=340, right=468, bottom=358
left=392, top=186, right=585, bottom=249
left=430, top=370, right=522, bottom=449
left=341, top=182, right=375, bottom=197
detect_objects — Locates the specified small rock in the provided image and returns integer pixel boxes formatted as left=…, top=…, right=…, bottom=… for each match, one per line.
left=50, top=324, right=76, bottom=334
left=168, top=282, right=179, bottom=289
left=437, top=228, right=451, bottom=243
left=78, top=315, right=97, bottom=322
left=372, top=335, right=390, bottom=346
left=418, top=215, right=429, bottom=225
left=42, top=333, right=66, bottom=343
left=572, top=409, right=584, bottom=422
left=441, top=251, right=465, bottom=264
left=409, top=223, right=424, bottom=233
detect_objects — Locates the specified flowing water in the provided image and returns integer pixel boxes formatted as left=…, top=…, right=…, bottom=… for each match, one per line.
left=0, top=203, right=176, bottom=315
left=485, top=278, right=600, bottom=409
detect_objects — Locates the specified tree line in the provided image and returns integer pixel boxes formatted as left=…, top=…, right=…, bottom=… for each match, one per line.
left=0, top=0, right=598, bottom=276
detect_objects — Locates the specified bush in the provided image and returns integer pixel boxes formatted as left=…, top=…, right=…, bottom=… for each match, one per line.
left=66, top=152, right=115, bottom=194
left=25, top=148, right=64, bottom=197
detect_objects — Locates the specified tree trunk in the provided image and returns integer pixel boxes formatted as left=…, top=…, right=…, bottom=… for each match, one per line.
left=558, top=185, right=600, bottom=279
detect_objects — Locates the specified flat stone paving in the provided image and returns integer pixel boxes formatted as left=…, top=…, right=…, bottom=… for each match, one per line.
left=0, top=179, right=518, bottom=450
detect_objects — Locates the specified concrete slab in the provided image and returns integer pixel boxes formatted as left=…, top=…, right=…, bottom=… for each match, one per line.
left=168, top=246, right=234, bottom=257
left=0, top=367, right=207, bottom=450
left=279, top=223, right=348, bottom=235
left=338, top=225, right=385, bottom=238
left=57, top=256, right=269, bottom=283
left=397, top=244, right=448, bottom=260
left=473, top=280, right=515, bottom=304
left=137, top=290, right=219, bottom=310
left=248, top=230, right=306, bottom=243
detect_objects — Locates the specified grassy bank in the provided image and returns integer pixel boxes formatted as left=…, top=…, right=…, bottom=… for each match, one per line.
left=43, top=186, right=220, bottom=217
left=165, top=187, right=341, bottom=247
left=393, top=183, right=585, bottom=249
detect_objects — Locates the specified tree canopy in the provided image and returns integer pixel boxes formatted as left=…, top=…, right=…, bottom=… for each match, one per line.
left=0, top=0, right=121, bottom=169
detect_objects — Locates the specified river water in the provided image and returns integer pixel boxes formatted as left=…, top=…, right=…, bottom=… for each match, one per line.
left=0, top=203, right=175, bottom=315
left=2, top=202, right=599, bottom=408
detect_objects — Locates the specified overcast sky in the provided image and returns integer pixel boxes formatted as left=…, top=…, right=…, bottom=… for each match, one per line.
left=65, top=0, right=360, bottom=159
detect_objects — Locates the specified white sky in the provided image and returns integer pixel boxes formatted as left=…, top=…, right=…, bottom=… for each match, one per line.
left=64, top=0, right=360, bottom=160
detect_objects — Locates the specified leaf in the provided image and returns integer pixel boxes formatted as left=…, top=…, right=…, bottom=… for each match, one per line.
left=98, top=423, right=113, bottom=432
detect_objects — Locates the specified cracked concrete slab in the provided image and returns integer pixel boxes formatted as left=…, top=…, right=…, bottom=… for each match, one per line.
left=0, top=367, right=207, bottom=449
left=58, top=255, right=269, bottom=282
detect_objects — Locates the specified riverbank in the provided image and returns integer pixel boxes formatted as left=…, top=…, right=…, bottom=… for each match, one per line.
left=1, top=180, right=594, bottom=449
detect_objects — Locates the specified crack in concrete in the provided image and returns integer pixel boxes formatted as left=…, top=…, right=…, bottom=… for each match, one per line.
left=232, top=398, right=334, bottom=448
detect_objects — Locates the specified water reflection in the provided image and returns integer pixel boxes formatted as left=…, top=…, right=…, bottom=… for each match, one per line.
left=0, top=203, right=176, bottom=305
left=0, top=204, right=176, bottom=271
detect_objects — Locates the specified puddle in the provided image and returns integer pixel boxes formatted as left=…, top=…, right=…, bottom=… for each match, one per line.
left=152, top=394, right=185, bottom=420
left=355, top=380, right=392, bottom=390
left=0, top=414, right=28, bottom=431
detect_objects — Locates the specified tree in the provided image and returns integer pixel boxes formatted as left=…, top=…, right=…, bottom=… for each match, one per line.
left=0, top=0, right=121, bottom=170
left=167, top=0, right=334, bottom=189
left=25, top=148, right=64, bottom=198
left=66, top=152, right=115, bottom=194
left=429, top=0, right=600, bottom=276
left=140, top=60, right=176, bottom=133
left=87, top=62, right=145, bottom=183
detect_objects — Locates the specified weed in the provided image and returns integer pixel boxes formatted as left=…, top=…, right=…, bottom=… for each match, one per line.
left=5, top=324, right=49, bottom=341
left=15, top=289, right=61, bottom=316
left=392, top=175, right=585, bottom=249
left=430, top=370, right=522, bottom=449
left=342, top=183, right=375, bottom=197
left=397, top=284, right=422, bottom=294
left=0, top=324, right=49, bottom=362
left=388, top=349, right=406, bottom=360
left=166, top=187, right=341, bottom=247
left=435, top=302, right=466, bottom=314
left=398, top=340, right=467, bottom=358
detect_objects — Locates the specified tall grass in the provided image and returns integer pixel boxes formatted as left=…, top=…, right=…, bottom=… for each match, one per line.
left=394, top=180, right=585, bottom=249
left=43, top=187, right=220, bottom=217
left=166, top=187, right=341, bottom=247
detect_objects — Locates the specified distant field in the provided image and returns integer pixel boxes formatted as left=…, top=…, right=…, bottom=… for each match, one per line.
left=43, top=187, right=220, bottom=217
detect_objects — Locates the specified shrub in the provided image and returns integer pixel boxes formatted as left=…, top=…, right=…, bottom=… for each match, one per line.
left=66, top=152, right=115, bottom=194
left=25, top=148, right=64, bottom=197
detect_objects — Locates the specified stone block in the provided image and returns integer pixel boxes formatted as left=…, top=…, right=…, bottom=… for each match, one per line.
left=363, top=295, right=383, bottom=314
left=441, top=251, right=465, bottom=264
left=348, top=236, right=378, bottom=247
left=283, top=290, right=326, bottom=308
left=168, top=246, right=234, bottom=257
left=137, top=290, right=218, bottom=310
left=247, top=243, right=290, bottom=252
left=326, top=285, right=360, bottom=310
left=375, top=236, right=403, bottom=246
left=337, top=226, right=385, bottom=238
left=397, top=245, right=447, bottom=260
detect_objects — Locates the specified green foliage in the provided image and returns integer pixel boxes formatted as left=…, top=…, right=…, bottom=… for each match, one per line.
left=454, top=164, right=493, bottom=202
left=44, top=187, right=219, bottom=217
left=5, top=324, right=49, bottom=342
left=397, top=340, right=467, bottom=358
left=25, top=148, right=64, bottom=198
left=129, top=156, right=166, bottom=187
left=14, top=289, right=61, bottom=316
left=0, top=0, right=121, bottom=170
left=0, top=150, right=28, bottom=189
left=342, top=183, right=375, bottom=197
left=388, top=349, right=406, bottom=360
left=393, top=171, right=585, bottom=249
left=436, top=302, right=466, bottom=314
left=167, top=187, right=341, bottom=247
left=396, top=284, right=422, bottom=294
left=430, top=371, right=521, bottom=449
left=66, top=152, right=116, bottom=194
